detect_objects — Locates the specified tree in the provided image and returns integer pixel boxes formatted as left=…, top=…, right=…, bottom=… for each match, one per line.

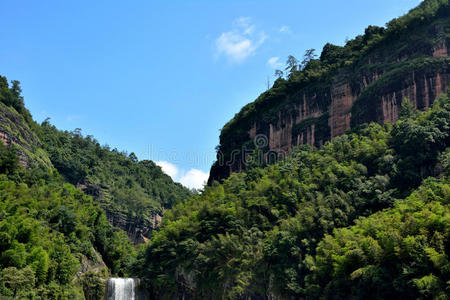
left=50, top=241, right=79, bottom=284
left=285, top=55, right=299, bottom=74
left=10, top=80, right=23, bottom=106
left=73, top=128, right=82, bottom=137
left=1, top=266, right=35, bottom=299
left=274, top=69, right=284, bottom=78
left=301, top=49, right=317, bottom=69
left=42, top=117, right=51, bottom=125
left=129, top=152, right=138, bottom=162
left=0, top=143, right=19, bottom=175
left=28, top=247, right=49, bottom=283
left=399, top=98, right=417, bottom=119
left=1, top=241, right=27, bottom=268
left=390, top=97, right=449, bottom=189
left=82, top=271, right=105, bottom=300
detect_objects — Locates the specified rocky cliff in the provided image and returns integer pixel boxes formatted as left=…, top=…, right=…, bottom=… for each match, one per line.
left=0, top=99, right=163, bottom=244
left=0, top=76, right=187, bottom=245
left=105, top=209, right=161, bottom=244
left=209, top=1, right=450, bottom=183
left=75, top=182, right=164, bottom=244
left=0, top=101, right=52, bottom=168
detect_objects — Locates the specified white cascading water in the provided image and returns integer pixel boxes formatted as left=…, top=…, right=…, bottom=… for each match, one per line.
left=106, top=278, right=137, bottom=300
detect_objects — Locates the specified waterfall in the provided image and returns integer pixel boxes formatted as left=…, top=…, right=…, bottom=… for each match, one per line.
left=106, top=278, right=139, bottom=300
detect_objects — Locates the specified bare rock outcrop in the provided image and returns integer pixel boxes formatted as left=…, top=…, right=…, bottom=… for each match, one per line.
left=209, top=16, right=450, bottom=184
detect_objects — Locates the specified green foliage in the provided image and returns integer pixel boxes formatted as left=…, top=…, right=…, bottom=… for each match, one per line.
left=0, top=158, right=135, bottom=298
left=37, top=121, right=191, bottom=223
left=398, top=98, right=418, bottom=119
left=0, top=143, right=19, bottom=176
left=28, top=247, right=50, bottom=283
left=81, top=271, right=105, bottom=300
left=0, top=76, right=32, bottom=124
left=0, top=82, right=53, bottom=169
left=312, top=178, right=450, bottom=299
left=0, top=74, right=193, bottom=298
left=0, top=73, right=196, bottom=298
left=0, top=2, right=448, bottom=299
left=1, top=266, right=36, bottom=298
left=386, top=0, right=449, bottom=37
left=213, top=0, right=450, bottom=182
left=138, top=94, right=450, bottom=298
left=390, top=90, right=450, bottom=189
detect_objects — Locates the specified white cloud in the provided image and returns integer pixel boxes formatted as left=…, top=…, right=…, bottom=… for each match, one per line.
left=279, top=25, right=291, bottom=33
left=156, top=161, right=209, bottom=190
left=216, top=33, right=254, bottom=63
left=66, top=114, right=82, bottom=122
left=234, top=17, right=255, bottom=35
left=179, top=169, right=209, bottom=190
left=215, top=17, right=267, bottom=63
left=267, top=56, right=282, bottom=69
left=155, top=161, right=179, bottom=179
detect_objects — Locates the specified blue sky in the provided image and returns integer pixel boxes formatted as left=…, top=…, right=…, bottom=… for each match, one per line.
left=0, top=0, right=422, bottom=188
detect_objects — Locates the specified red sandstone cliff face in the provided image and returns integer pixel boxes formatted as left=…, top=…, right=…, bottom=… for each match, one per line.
left=434, top=40, right=449, bottom=57
left=211, top=60, right=449, bottom=184
left=246, top=74, right=377, bottom=153
left=378, top=71, right=450, bottom=124
left=0, top=131, right=29, bottom=167
left=209, top=18, right=450, bottom=184
left=329, top=82, right=358, bottom=138
left=245, top=40, right=449, bottom=155
left=247, top=68, right=449, bottom=155
left=248, top=93, right=323, bottom=153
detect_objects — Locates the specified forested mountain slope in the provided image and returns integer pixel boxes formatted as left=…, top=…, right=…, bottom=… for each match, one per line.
left=0, top=141, right=136, bottom=298
left=0, top=76, right=192, bottom=243
left=209, top=0, right=450, bottom=183
left=137, top=89, right=450, bottom=299
left=0, top=76, right=192, bottom=298
left=37, top=122, right=191, bottom=243
left=1, top=1, right=449, bottom=299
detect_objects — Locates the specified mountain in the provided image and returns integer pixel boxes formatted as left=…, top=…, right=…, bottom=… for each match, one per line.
left=1, top=1, right=449, bottom=299
left=209, top=0, right=450, bottom=183
left=0, top=76, right=192, bottom=244
left=0, top=75, right=194, bottom=297
left=0, top=77, right=53, bottom=169
left=138, top=87, right=450, bottom=299
left=134, top=1, right=450, bottom=299
left=37, top=122, right=192, bottom=243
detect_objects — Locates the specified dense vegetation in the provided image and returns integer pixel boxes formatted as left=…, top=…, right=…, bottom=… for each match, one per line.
left=0, top=1, right=449, bottom=299
left=138, top=89, right=450, bottom=299
left=211, top=0, right=450, bottom=182
left=0, top=142, right=136, bottom=298
left=313, top=177, right=450, bottom=299
left=37, top=122, right=191, bottom=224
left=0, top=75, right=191, bottom=241
left=0, top=76, right=191, bottom=298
